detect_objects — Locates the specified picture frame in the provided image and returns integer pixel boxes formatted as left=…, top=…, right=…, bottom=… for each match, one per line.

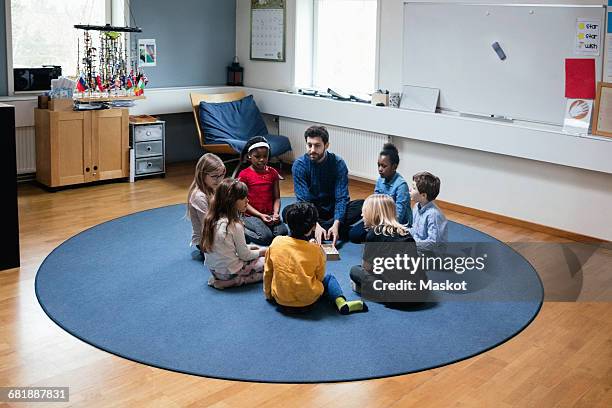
left=592, top=81, right=612, bottom=138
left=250, top=0, right=286, bottom=62
left=138, top=39, right=157, bottom=67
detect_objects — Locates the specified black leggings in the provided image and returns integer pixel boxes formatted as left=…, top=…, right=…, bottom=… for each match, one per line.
left=283, top=200, right=364, bottom=240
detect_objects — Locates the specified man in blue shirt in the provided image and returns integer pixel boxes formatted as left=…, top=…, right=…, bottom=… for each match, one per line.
left=286, top=125, right=364, bottom=245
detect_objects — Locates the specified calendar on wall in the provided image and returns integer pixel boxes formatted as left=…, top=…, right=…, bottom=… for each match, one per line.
left=250, top=0, right=286, bottom=62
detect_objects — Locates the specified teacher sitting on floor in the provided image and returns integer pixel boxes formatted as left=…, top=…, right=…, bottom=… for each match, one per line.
left=285, top=125, right=364, bottom=245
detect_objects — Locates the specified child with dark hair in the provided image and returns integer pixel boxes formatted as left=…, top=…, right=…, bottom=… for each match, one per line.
left=202, top=178, right=267, bottom=289
left=349, top=142, right=411, bottom=243
left=264, top=202, right=367, bottom=315
left=238, top=136, right=288, bottom=246
left=409, top=171, right=448, bottom=253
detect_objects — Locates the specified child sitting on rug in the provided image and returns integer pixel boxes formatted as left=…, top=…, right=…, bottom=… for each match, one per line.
left=238, top=136, right=288, bottom=246
left=350, top=194, right=426, bottom=303
left=264, top=202, right=367, bottom=315
left=409, top=171, right=448, bottom=254
left=187, top=153, right=226, bottom=251
left=349, top=143, right=411, bottom=243
left=202, top=178, right=267, bottom=289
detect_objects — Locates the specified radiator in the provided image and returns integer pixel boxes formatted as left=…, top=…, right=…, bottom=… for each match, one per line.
left=16, top=126, right=36, bottom=175
left=278, top=117, right=389, bottom=180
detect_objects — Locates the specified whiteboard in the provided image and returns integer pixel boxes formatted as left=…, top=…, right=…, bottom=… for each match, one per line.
left=402, top=3, right=605, bottom=125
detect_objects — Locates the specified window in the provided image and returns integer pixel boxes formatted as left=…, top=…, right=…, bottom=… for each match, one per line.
left=6, top=0, right=121, bottom=93
left=296, top=0, right=378, bottom=95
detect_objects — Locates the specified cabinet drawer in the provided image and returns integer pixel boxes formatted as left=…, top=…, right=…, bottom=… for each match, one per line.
left=134, top=124, right=163, bottom=142
left=134, top=140, right=163, bottom=158
left=135, top=157, right=164, bottom=175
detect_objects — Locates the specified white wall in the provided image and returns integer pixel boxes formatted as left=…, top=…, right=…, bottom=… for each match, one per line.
left=239, top=0, right=612, bottom=240
left=394, top=137, right=612, bottom=240
left=236, top=0, right=296, bottom=90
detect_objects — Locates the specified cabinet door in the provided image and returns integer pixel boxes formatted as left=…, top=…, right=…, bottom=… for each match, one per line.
left=52, top=111, right=92, bottom=186
left=91, top=109, right=129, bottom=181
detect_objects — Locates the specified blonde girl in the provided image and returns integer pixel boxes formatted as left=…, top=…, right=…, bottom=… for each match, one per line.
left=361, top=194, right=410, bottom=239
left=201, top=178, right=267, bottom=289
left=349, top=194, right=424, bottom=303
left=187, top=153, right=226, bottom=249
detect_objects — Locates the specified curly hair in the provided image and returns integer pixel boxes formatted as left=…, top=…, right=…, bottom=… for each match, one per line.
left=284, top=202, right=319, bottom=239
left=304, top=125, right=329, bottom=144
left=380, top=142, right=399, bottom=166
left=240, top=136, right=270, bottom=164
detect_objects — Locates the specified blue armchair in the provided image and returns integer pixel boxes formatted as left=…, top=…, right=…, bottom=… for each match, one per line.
left=190, top=91, right=292, bottom=166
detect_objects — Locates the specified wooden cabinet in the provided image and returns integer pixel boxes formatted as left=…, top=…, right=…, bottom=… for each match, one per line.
left=35, top=108, right=129, bottom=188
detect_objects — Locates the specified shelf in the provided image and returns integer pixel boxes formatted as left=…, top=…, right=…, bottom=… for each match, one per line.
left=75, top=95, right=147, bottom=103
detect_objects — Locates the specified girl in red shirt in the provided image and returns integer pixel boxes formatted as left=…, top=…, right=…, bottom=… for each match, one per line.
left=238, top=137, right=288, bottom=245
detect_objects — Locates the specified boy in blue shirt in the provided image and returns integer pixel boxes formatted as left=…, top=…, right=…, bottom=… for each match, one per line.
left=409, top=171, right=448, bottom=253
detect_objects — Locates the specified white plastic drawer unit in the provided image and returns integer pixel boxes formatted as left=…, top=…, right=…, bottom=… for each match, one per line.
left=134, top=124, right=163, bottom=142
left=129, top=120, right=166, bottom=179
left=135, top=157, right=164, bottom=174
left=134, top=140, right=163, bottom=158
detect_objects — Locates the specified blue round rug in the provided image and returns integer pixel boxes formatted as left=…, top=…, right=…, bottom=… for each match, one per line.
left=35, top=201, right=543, bottom=383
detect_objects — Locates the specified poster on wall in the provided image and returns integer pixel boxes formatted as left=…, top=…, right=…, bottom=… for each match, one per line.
left=250, top=0, right=285, bottom=62
left=138, top=39, right=157, bottom=67
left=575, top=19, right=601, bottom=56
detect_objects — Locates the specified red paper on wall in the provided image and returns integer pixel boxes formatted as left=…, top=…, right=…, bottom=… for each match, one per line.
left=565, top=59, right=596, bottom=99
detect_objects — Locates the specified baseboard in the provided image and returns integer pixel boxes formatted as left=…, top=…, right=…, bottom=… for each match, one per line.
left=17, top=172, right=36, bottom=183
left=348, top=174, right=376, bottom=185
left=347, top=175, right=606, bottom=243
left=436, top=200, right=607, bottom=243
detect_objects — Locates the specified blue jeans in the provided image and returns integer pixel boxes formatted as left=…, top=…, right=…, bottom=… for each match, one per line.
left=322, top=274, right=344, bottom=300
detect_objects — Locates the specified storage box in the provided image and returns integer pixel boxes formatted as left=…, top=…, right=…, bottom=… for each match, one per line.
left=371, top=92, right=389, bottom=106
left=321, top=244, right=340, bottom=261
left=48, top=99, right=74, bottom=111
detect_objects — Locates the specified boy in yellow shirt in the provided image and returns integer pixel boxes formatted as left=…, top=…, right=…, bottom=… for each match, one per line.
left=264, top=202, right=367, bottom=314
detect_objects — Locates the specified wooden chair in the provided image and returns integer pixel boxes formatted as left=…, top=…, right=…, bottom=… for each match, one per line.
left=190, top=91, right=247, bottom=166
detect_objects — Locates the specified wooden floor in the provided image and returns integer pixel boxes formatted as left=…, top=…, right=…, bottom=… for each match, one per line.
left=2, top=161, right=611, bottom=408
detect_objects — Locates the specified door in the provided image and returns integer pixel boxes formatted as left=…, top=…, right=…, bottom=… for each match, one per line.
left=91, top=109, right=129, bottom=181
left=53, top=111, right=91, bottom=186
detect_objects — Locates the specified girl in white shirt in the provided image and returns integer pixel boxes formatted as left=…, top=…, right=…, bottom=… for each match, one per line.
left=187, top=153, right=226, bottom=249
left=201, top=178, right=267, bottom=289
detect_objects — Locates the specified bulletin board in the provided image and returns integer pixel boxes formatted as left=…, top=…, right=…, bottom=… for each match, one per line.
left=250, top=0, right=286, bottom=62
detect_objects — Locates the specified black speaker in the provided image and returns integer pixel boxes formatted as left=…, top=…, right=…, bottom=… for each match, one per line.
left=13, top=66, right=62, bottom=92
left=0, top=103, right=20, bottom=270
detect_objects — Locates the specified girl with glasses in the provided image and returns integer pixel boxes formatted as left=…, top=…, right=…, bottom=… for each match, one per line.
left=187, top=153, right=226, bottom=250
